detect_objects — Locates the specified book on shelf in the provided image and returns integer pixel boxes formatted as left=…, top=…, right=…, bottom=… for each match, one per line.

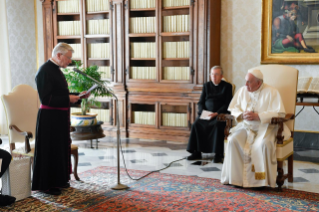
left=88, top=43, right=110, bottom=58
left=130, top=17, right=156, bottom=33
left=99, top=66, right=111, bottom=79
left=162, top=112, right=187, bottom=127
left=87, top=19, right=110, bottom=35
left=130, top=67, right=156, bottom=79
left=58, top=0, right=80, bottom=13
left=58, top=21, right=81, bottom=36
left=297, top=76, right=319, bottom=94
left=86, top=0, right=109, bottom=12
left=163, top=41, right=189, bottom=58
left=133, top=111, right=155, bottom=125
left=90, top=108, right=110, bottom=123
left=68, top=44, right=81, bottom=58
left=163, top=15, right=189, bottom=33
left=163, top=67, right=189, bottom=80
left=131, top=42, right=156, bottom=58
left=163, top=0, right=190, bottom=7
left=130, top=0, right=156, bottom=9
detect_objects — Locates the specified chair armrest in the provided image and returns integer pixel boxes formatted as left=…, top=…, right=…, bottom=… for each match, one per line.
left=9, top=125, right=32, bottom=153
left=270, top=113, right=295, bottom=145
left=217, top=114, right=234, bottom=139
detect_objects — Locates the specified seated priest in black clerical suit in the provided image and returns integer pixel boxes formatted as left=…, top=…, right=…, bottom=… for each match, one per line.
left=186, top=66, right=233, bottom=163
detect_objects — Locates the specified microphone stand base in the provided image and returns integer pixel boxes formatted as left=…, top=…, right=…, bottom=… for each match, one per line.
left=111, top=183, right=129, bottom=190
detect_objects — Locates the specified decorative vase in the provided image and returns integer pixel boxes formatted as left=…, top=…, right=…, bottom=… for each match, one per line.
left=71, top=112, right=98, bottom=126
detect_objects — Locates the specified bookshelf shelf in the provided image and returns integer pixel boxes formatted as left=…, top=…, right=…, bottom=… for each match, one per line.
left=87, top=11, right=109, bottom=14
left=88, top=58, right=110, bottom=61
left=130, top=58, right=156, bottom=60
left=130, top=8, right=156, bottom=11
left=57, top=13, right=80, bottom=15
left=160, top=32, right=190, bottom=36
left=85, top=34, right=110, bottom=38
left=162, top=58, right=189, bottom=61
left=129, top=33, right=156, bottom=37
left=56, top=36, right=82, bottom=39
left=162, top=6, right=190, bottom=10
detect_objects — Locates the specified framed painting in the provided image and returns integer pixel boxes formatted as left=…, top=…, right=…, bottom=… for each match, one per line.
left=261, top=0, right=319, bottom=64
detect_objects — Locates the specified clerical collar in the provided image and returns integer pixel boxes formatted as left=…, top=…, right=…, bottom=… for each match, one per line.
left=50, top=58, right=60, bottom=67
left=212, top=81, right=220, bottom=86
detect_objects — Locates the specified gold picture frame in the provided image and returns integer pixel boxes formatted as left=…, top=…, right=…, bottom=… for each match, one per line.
left=261, top=0, right=319, bottom=64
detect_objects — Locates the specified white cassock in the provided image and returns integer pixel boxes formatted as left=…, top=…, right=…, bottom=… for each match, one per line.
left=221, top=83, right=290, bottom=188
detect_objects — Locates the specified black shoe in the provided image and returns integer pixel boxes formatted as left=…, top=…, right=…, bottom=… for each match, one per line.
left=0, top=195, right=16, bottom=206
left=60, top=182, right=70, bottom=188
left=187, top=152, right=202, bottom=160
left=213, top=155, right=223, bottom=163
left=42, top=188, right=61, bottom=195
left=304, top=48, right=315, bottom=53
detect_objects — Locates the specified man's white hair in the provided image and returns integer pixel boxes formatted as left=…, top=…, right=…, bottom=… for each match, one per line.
left=211, top=66, right=223, bottom=75
left=52, top=42, right=74, bottom=57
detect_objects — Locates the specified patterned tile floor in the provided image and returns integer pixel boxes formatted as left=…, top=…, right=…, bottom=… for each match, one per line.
left=1, top=135, right=319, bottom=194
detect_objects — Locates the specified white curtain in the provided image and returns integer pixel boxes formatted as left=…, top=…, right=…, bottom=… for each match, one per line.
left=0, top=0, right=12, bottom=134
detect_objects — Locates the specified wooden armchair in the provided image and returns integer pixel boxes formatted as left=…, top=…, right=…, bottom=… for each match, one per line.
left=1, top=84, right=80, bottom=180
left=218, top=65, right=298, bottom=191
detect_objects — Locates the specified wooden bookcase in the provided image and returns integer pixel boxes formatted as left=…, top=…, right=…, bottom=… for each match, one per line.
left=41, top=0, right=221, bottom=142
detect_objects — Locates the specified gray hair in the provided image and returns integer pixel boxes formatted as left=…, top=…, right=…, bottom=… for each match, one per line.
left=211, top=66, right=223, bottom=75
left=52, top=42, right=74, bottom=57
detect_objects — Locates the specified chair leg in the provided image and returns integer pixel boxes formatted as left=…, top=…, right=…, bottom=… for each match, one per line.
left=288, top=155, right=293, bottom=182
left=71, top=149, right=80, bottom=181
left=276, top=161, right=284, bottom=192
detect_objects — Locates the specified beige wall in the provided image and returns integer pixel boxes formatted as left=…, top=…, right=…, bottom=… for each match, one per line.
left=220, top=0, right=319, bottom=131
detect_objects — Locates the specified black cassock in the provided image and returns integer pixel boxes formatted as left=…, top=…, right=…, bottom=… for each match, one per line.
left=32, top=60, right=71, bottom=191
left=187, top=80, right=232, bottom=154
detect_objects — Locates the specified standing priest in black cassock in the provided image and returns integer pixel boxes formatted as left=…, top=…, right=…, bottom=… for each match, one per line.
left=187, top=66, right=233, bottom=163
left=32, top=43, right=88, bottom=195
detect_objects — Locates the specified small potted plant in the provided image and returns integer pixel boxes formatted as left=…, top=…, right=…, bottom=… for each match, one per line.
left=62, top=61, right=112, bottom=126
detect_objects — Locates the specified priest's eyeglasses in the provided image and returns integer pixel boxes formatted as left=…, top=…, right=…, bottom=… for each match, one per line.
left=62, top=54, right=72, bottom=60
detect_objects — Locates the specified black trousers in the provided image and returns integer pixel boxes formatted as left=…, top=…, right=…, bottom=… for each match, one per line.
left=187, top=117, right=226, bottom=155
left=0, top=149, right=11, bottom=178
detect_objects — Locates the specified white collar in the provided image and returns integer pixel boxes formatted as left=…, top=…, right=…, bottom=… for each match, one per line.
left=50, top=58, right=60, bottom=67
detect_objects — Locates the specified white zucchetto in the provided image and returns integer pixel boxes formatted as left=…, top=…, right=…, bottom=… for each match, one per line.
left=247, top=68, right=263, bottom=80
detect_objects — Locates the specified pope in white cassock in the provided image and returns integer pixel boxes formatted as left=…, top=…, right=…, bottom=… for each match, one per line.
left=221, top=69, right=290, bottom=188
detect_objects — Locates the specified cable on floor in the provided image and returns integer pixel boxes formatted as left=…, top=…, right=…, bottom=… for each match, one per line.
left=118, top=137, right=186, bottom=181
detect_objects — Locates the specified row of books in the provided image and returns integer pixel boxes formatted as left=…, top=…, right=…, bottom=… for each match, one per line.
left=297, top=77, right=319, bottom=94
left=71, top=108, right=110, bottom=123
left=58, top=21, right=81, bottom=36
left=87, top=43, right=110, bottom=58
left=98, top=66, right=111, bottom=79
left=131, top=42, right=156, bottom=58
left=162, top=112, right=187, bottom=127
left=86, top=0, right=109, bottom=12
left=87, top=19, right=110, bottom=35
left=90, top=108, right=110, bottom=123
left=58, top=0, right=80, bottom=13
left=69, top=44, right=81, bottom=59
left=130, top=17, right=156, bottom=34
left=163, top=0, right=190, bottom=7
left=163, top=15, right=189, bottom=32
left=163, top=41, right=190, bottom=58
left=130, top=0, right=156, bottom=9
left=133, top=111, right=155, bottom=125
left=130, top=67, right=156, bottom=79
left=163, top=67, right=190, bottom=80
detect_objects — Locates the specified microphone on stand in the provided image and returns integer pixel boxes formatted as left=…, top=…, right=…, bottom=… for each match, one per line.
left=72, top=68, right=129, bottom=190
